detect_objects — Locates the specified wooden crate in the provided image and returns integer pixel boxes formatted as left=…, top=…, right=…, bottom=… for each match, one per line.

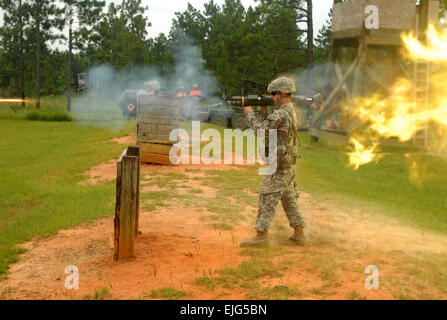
left=136, top=94, right=180, bottom=165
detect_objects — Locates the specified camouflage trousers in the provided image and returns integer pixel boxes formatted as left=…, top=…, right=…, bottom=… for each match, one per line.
left=254, top=167, right=305, bottom=232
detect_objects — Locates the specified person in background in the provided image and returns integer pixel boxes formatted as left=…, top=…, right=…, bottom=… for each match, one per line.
left=189, top=83, right=201, bottom=97
left=177, top=86, right=188, bottom=98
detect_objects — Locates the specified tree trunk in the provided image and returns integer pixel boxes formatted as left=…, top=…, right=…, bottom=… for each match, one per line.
left=19, top=0, right=25, bottom=107
left=36, top=5, right=41, bottom=110
left=68, top=17, right=72, bottom=112
left=306, top=0, right=314, bottom=95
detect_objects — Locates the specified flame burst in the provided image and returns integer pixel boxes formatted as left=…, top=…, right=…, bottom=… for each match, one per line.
left=0, top=99, right=30, bottom=103
left=402, top=25, right=447, bottom=62
left=347, top=24, right=447, bottom=170
left=348, top=138, right=380, bottom=170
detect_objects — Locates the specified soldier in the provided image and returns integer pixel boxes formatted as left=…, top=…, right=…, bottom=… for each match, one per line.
left=143, top=80, right=161, bottom=96
left=240, top=77, right=305, bottom=247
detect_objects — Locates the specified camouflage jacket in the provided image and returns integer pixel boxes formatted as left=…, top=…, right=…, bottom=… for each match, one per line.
left=246, top=103, right=300, bottom=170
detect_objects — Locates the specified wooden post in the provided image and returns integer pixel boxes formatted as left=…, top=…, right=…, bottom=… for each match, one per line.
left=113, top=147, right=140, bottom=261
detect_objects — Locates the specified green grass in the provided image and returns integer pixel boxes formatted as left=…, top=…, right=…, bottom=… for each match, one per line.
left=247, top=286, right=303, bottom=300
left=0, top=118, right=135, bottom=276
left=146, top=287, right=188, bottom=300
left=25, top=111, right=72, bottom=122
left=195, top=247, right=290, bottom=293
left=297, top=132, right=447, bottom=234
left=84, top=287, right=111, bottom=300
left=0, top=95, right=128, bottom=123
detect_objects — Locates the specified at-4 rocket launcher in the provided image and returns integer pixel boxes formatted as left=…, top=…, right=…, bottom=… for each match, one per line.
left=225, top=93, right=322, bottom=108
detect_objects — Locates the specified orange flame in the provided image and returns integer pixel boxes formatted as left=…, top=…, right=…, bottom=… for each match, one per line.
left=402, top=25, right=447, bottom=62
left=348, top=138, right=380, bottom=170
left=0, top=99, right=30, bottom=103
left=347, top=24, right=447, bottom=169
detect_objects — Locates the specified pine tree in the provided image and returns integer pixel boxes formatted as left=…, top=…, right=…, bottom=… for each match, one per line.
left=60, top=0, right=105, bottom=111
left=28, top=0, right=64, bottom=108
left=0, top=0, right=29, bottom=103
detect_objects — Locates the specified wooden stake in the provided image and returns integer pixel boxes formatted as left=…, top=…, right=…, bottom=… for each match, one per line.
left=114, top=148, right=139, bottom=261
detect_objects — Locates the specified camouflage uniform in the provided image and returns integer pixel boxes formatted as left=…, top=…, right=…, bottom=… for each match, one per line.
left=246, top=102, right=305, bottom=233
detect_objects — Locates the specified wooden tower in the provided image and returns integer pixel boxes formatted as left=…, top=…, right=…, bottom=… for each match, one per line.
left=310, top=0, right=440, bottom=145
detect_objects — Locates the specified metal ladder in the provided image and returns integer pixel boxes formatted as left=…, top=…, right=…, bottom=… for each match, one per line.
left=412, top=13, right=430, bottom=148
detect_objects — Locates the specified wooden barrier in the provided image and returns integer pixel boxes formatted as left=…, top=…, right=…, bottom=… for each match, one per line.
left=113, top=146, right=140, bottom=261
left=137, top=94, right=180, bottom=165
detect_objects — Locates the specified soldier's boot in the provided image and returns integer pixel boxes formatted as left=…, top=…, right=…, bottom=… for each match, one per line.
left=240, top=231, right=268, bottom=247
left=289, top=226, right=305, bottom=244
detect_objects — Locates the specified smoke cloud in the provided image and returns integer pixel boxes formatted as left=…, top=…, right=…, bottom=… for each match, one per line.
left=71, top=29, right=221, bottom=131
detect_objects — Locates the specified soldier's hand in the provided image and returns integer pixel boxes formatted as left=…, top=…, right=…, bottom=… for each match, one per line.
left=243, top=106, right=253, bottom=116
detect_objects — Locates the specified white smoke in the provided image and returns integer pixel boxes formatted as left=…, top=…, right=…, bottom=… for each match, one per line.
left=170, top=29, right=219, bottom=97
left=71, top=30, right=222, bottom=130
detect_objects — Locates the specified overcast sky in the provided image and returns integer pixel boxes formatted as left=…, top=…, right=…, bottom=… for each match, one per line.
left=140, top=0, right=333, bottom=38
left=0, top=0, right=333, bottom=41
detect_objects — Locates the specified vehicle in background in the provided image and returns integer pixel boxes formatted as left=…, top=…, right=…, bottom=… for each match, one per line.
left=77, top=72, right=100, bottom=94
left=77, top=73, right=87, bottom=94
left=118, top=89, right=138, bottom=117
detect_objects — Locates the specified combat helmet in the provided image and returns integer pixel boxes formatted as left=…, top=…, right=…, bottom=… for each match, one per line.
left=267, top=77, right=296, bottom=94
left=144, top=80, right=161, bottom=91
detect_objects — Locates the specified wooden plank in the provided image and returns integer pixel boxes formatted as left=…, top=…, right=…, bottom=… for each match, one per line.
left=334, top=63, right=352, bottom=100
left=137, top=130, right=177, bottom=140
left=141, top=152, right=176, bottom=165
left=138, top=114, right=179, bottom=125
left=139, top=143, right=174, bottom=155
left=137, top=138, right=176, bottom=144
left=138, top=95, right=179, bottom=106
left=138, top=131, right=173, bottom=142
left=138, top=106, right=180, bottom=117
left=312, top=57, right=359, bottom=128
left=364, top=65, right=393, bottom=93
left=322, top=57, right=358, bottom=109
left=137, top=132, right=178, bottom=142
left=138, top=104, right=180, bottom=111
left=113, top=161, right=122, bottom=261
left=138, top=123, right=178, bottom=134
left=365, top=36, right=402, bottom=46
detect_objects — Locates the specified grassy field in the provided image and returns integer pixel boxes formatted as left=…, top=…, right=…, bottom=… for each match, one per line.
left=0, top=118, right=135, bottom=276
left=0, top=94, right=128, bottom=122
left=297, top=134, right=447, bottom=234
